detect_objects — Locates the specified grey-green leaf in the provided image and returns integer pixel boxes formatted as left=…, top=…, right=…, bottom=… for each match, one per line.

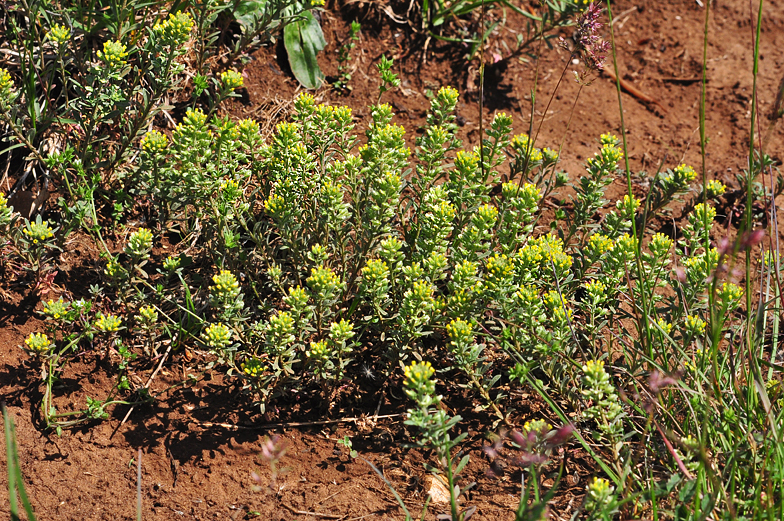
left=233, top=0, right=269, bottom=28
left=283, top=10, right=326, bottom=89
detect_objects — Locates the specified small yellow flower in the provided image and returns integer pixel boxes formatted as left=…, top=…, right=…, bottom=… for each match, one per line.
left=511, top=134, right=543, bottom=163
left=522, top=419, right=552, bottom=435
left=585, top=477, right=615, bottom=511
left=264, top=193, right=286, bottom=216
left=674, top=164, right=697, bottom=183
left=153, top=12, right=194, bottom=47
left=163, top=255, right=181, bottom=272
left=654, top=317, right=672, bottom=336
left=616, top=194, right=641, bottom=218
left=137, top=305, right=158, bottom=326
left=584, top=279, right=607, bottom=300
left=307, top=340, right=331, bottom=361
left=126, top=228, right=153, bottom=258
left=588, top=233, right=613, bottom=256
left=211, top=270, right=240, bottom=300
left=437, top=86, right=459, bottom=105
left=446, top=318, right=474, bottom=346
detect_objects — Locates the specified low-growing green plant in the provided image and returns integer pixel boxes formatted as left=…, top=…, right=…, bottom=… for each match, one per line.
left=420, top=0, right=587, bottom=60
left=403, top=360, right=473, bottom=520
left=334, top=21, right=361, bottom=93
left=6, top=51, right=714, bottom=434
left=336, top=435, right=358, bottom=459
left=1, top=1, right=782, bottom=517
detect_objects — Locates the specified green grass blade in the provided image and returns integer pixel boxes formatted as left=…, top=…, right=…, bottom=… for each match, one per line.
left=362, top=457, right=413, bottom=520
left=3, top=404, right=37, bottom=521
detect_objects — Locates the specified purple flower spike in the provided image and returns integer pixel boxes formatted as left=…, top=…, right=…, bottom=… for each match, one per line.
left=566, top=2, right=612, bottom=84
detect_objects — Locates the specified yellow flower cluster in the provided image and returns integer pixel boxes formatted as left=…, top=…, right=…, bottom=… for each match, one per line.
left=437, top=85, right=459, bottom=105
left=48, top=24, right=71, bottom=45
left=25, top=332, right=52, bottom=354
left=654, top=317, right=673, bottom=336
left=454, top=150, right=479, bottom=172
left=403, top=360, right=434, bottom=389
left=523, top=419, right=552, bottom=435
left=584, top=279, right=607, bottom=298
left=163, top=255, right=181, bottom=272
left=241, top=357, right=265, bottom=377
left=23, top=220, right=54, bottom=244
left=0, top=68, right=15, bottom=101
left=202, top=323, right=232, bottom=348
left=585, top=477, right=615, bottom=511
left=685, top=315, right=706, bottom=336
left=140, top=130, right=168, bottom=154
left=487, top=253, right=513, bottom=277
left=588, top=233, right=613, bottom=257
left=329, top=319, right=354, bottom=344
left=511, top=133, right=543, bottom=163
left=362, top=259, right=389, bottom=281
left=138, top=305, right=158, bottom=326
left=307, top=265, right=342, bottom=298
left=43, top=297, right=69, bottom=320
left=267, top=311, right=296, bottom=346
left=95, top=313, right=122, bottom=332
left=649, top=232, right=674, bottom=258
left=515, top=285, right=538, bottom=307
left=153, top=12, right=194, bottom=48
left=544, top=290, right=572, bottom=322
left=211, top=270, right=240, bottom=300
left=528, top=234, right=573, bottom=274
left=719, top=282, right=743, bottom=306
left=97, top=40, right=129, bottom=68
left=221, top=179, right=239, bottom=192
left=582, top=359, right=606, bottom=379
left=616, top=194, right=641, bottom=218
left=706, top=179, right=726, bottom=197
left=446, top=318, right=473, bottom=346
left=221, top=70, right=244, bottom=91
left=264, top=193, right=286, bottom=217
left=307, top=340, right=330, bottom=361
left=126, top=228, right=153, bottom=258
left=673, top=164, right=697, bottom=183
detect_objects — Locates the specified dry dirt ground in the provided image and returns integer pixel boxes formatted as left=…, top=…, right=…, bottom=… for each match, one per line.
left=2, top=0, right=784, bottom=519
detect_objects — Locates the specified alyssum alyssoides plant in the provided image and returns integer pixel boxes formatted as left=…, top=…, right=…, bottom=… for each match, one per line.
left=18, top=53, right=767, bottom=517
left=120, top=55, right=722, bottom=424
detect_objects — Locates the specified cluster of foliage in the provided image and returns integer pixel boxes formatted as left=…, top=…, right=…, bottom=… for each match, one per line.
left=1, top=1, right=783, bottom=520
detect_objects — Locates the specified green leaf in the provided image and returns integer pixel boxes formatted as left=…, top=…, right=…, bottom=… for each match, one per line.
left=232, top=0, right=268, bottom=28
left=283, top=10, right=326, bottom=90
left=454, top=454, right=470, bottom=475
